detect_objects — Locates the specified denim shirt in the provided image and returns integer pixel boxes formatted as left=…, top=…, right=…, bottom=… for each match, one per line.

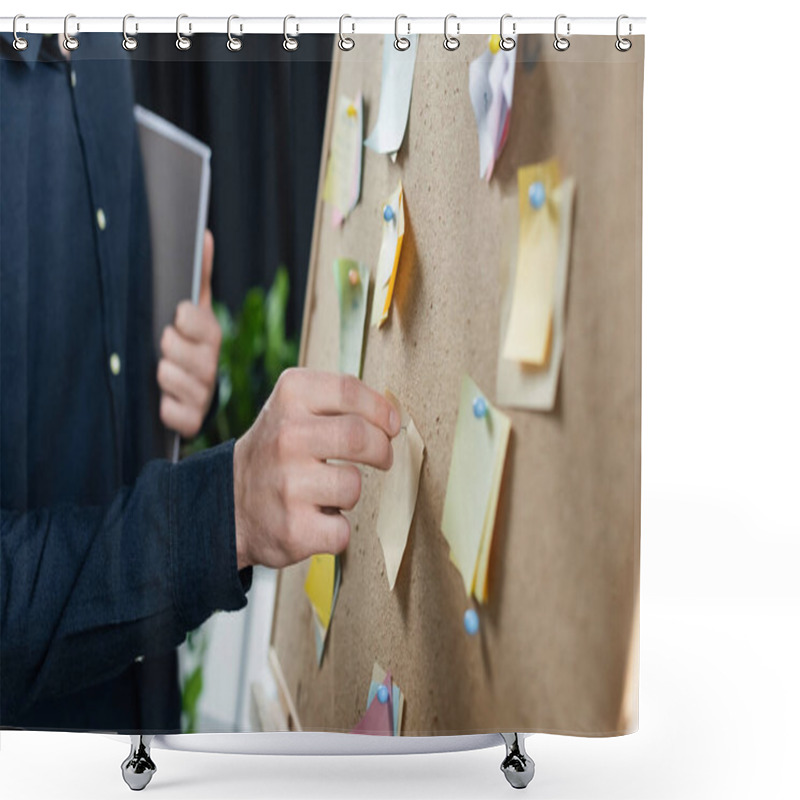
left=0, top=33, right=252, bottom=732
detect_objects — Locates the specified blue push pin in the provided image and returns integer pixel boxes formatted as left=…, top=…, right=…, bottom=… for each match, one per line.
left=464, top=609, right=480, bottom=636
left=383, top=204, right=395, bottom=222
left=377, top=684, right=390, bottom=704
left=472, top=395, right=488, bottom=419
left=528, top=180, right=546, bottom=210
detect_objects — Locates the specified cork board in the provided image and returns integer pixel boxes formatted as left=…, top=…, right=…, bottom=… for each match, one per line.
left=270, top=34, right=643, bottom=737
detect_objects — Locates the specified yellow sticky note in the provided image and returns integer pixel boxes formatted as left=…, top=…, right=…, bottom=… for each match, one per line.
left=441, top=375, right=511, bottom=602
left=371, top=183, right=405, bottom=328
left=502, top=159, right=562, bottom=366
left=496, top=177, right=576, bottom=411
left=323, top=93, right=363, bottom=226
left=304, top=554, right=336, bottom=630
left=376, top=391, right=425, bottom=591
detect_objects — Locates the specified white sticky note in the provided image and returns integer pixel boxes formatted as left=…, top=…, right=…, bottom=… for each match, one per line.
left=365, top=35, right=419, bottom=157
left=323, top=94, right=363, bottom=226
left=333, top=258, right=370, bottom=378
left=371, top=183, right=405, bottom=328
left=469, top=42, right=516, bottom=181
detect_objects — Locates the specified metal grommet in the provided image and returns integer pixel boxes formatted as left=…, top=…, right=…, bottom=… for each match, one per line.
left=12, top=15, right=28, bottom=51
left=499, top=14, right=515, bottom=51
left=283, top=15, right=298, bottom=51
left=554, top=14, right=570, bottom=51
left=615, top=14, right=632, bottom=52
left=122, top=14, right=138, bottom=51
left=338, top=14, right=355, bottom=51
left=443, top=14, right=460, bottom=51
left=176, top=14, right=192, bottom=51
left=394, top=15, right=410, bottom=51
left=227, top=15, right=242, bottom=51
left=64, top=13, right=79, bottom=51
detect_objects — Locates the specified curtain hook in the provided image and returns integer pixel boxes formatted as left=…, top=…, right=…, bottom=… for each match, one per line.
left=122, top=15, right=138, bottom=51
left=283, top=15, right=299, bottom=51
left=12, top=14, right=28, bottom=51
left=554, top=14, right=570, bottom=51
left=443, top=14, right=460, bottom=51
left=394, top=15, right=411, bottom=51
left=499, top=14, right=516, bottom=51
left=64, top=13, right=79, bottom=51
left=176, top=14, right=192, bottom=50
left=227, top=15, right=242, bottom=51
left=615, top=14, right=632, bottom=51
left=338, top=14, right=355, bottom=51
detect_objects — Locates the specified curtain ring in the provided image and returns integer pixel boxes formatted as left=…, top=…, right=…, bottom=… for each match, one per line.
left=615, top=14, right=632, bottom=51
left=227, top=15, right=242, bottom=51
left=443, top=14, right=460, bottom=51
left=283, top=15, right=299, bottom=51
left=176, top=14, right=192, bottom=50
left=394, top=15, right=410, bottom=51
left=499, top=14, right=515, bottom=51
left=338, top=14, right=355, bottom=51
left=12, top=15, right=28, bottom=51
left=553, top=14, right=570, bottom=51
left=64, top=13, right=79, bottom=51
left=122, top=15, right=138, bottom=51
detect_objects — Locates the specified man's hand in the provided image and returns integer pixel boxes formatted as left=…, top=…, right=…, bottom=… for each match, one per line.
left=157, top=230, right=222, bottom=439
left=233, top=370, right=401, bottom=570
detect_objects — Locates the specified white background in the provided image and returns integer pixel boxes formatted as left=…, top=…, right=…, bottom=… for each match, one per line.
left=2, top=1, right=799, bottom=798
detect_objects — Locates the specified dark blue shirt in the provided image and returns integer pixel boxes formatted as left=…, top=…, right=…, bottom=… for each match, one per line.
left=0, top=33, right=252, bottom=732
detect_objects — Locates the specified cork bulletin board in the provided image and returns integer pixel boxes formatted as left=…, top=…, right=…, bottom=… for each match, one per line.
left=269, top=33, right=643, bottom=736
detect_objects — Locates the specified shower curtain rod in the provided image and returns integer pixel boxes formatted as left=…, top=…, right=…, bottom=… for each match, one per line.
left=0, top=15, right=646, bottom=38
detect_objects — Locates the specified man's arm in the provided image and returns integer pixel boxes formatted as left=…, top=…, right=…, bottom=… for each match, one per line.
left=0, top=440, right=250, bottom=724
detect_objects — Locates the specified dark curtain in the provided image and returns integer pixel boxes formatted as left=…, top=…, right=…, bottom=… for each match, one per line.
left=131, top=34, right=333, bottom=338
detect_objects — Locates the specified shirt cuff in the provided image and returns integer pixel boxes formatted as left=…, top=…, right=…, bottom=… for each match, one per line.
left=169, top=439, right=251, bottom=633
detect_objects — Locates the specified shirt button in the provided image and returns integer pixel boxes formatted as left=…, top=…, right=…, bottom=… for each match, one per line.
left=109, top=353, right=121, bottom=376
left=96, top=208, right=107, bottom=231
left=70, top=69, right=77, bottom=89
left=134, top=655, right=145, bottom=663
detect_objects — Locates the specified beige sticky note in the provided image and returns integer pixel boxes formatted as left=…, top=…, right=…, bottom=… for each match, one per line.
left=376, top=391, right=425, bottom=591
left=497, top=176, right=576, bottom=411
left=323, top=93, right=363, bottom=226
left=304, top=554, right=335, bottom=630
left=371, top=183, right=405, bottom=328
left=441, top=375, right=511, bottom=601
left=502, top=159, right=562, bottom=366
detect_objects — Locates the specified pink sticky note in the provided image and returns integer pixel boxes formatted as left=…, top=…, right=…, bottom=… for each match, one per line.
left=350, top=673, right=394, bottom=736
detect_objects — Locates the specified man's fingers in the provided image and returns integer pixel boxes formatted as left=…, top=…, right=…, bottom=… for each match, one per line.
left=307, top=508, right=351, bottom=555
left=198, top=230, right=214, bottom=308
left=160, top=325, right=216, bottom=387
left=157, top=358, right=208, bottom=409
left=303, top=462, right=362, bottom=511
left=159, top=394, right=203, bottom=439
left=310, top=415, right=393, bottom=470
left=287, top=371, right=399, bottom=438
left=174, top=300, right=219, bottom=345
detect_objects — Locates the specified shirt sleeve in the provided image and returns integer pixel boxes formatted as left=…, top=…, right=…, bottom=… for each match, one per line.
left=0, top=438, right=252, bottom=724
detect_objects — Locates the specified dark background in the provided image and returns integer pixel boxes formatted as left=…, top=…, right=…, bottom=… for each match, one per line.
left=131, top=34, right=333, bottom=338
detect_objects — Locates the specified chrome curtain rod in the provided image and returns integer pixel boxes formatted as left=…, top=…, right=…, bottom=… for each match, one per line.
left=1, top=15, right=646, bottom=37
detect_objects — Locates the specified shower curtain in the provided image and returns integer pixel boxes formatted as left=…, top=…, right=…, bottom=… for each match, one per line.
left=0, top=27, right=643, bottom=739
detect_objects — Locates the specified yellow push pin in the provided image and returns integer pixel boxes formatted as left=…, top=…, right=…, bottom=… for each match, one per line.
left=488, top=34, right=501, bottom=54
left=346, top=103, right=357, bottom=118
left=348, top=268, right=360, bottom=287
